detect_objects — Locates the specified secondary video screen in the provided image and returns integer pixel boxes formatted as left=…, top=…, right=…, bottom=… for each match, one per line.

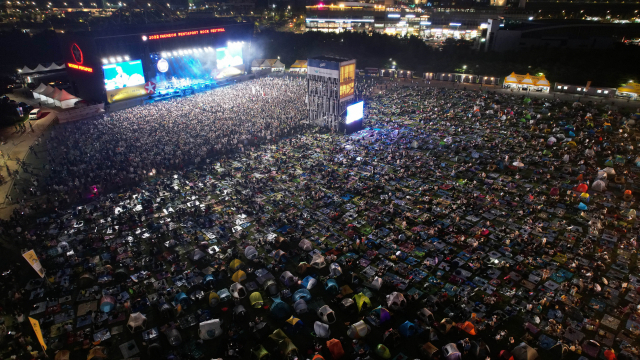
left=216, top=47, right=243, bottom=69
left=103, top=60, right=145, bottom=91
left=346, top=101, right=364, bottom=124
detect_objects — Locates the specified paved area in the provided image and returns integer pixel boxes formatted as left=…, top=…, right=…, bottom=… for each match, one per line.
left=0, top=91, right=57, bottom=218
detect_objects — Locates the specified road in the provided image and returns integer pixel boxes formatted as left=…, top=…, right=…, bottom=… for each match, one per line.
left=0, top=91, right=57, bottom=219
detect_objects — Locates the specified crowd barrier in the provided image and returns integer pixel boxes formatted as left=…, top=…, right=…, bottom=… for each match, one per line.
left=57, top=103, right=105, bottom=123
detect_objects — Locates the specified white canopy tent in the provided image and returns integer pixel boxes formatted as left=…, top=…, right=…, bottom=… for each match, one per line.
left=40, top=85, right=56, bottom=104
left=20, top=63, right=66, bottom=75
left=33, top=83, right=47, bottom=99
left=55, top=89, right=79, bottom=109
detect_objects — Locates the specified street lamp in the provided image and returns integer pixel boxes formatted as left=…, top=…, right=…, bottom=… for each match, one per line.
left=462, top=65, right=467, bottom=74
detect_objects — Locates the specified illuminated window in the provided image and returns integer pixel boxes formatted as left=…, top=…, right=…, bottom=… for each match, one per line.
left=603, top=90, right=609, bottom=94
left=563, top=86, right=568, bottom=90
left=597, top=90, right=602, bottom=93
left=339, top=63, right=355, bottom=99
left=577, top=87, right=582, bottom=91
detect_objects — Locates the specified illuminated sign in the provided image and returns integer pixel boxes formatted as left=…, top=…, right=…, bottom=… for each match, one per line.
left=346, top=101, right=364, bottom=124
left=71, top=43, right=83, bottom=64
left=67, top=63, right=93, bottom=72
left=147, top=28, right=225, bottom=41
left=107, top=84, right=148, bottom=103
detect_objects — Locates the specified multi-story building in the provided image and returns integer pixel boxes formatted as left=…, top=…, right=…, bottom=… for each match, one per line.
left=304, top=1, right=530, bottom=39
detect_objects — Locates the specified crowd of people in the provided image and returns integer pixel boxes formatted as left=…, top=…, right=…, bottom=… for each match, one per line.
left=0, top=76, right=639, bottom=360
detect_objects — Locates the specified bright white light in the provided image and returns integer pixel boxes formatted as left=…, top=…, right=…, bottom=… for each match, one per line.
left=178, top=50, right=184, bottom=55
left=124, top=55, right=130, bottom=61
left=101, top=58, right=108, bottom=64
left=528, top=16, right=534, bottom=20
left=109, top=57, right=116, bottom=63
left=116, top=56, right=123, bottom=62
left=172, top=51, right=177, bottom=55
left=346, top=101, right=364, bottom=124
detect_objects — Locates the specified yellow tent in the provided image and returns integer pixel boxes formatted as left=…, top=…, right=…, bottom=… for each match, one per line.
left=353, top=293, right=372, bottom=312
left=229, top=259, right=244, bottom=271
left=250, top=292, right=264, bottom=308
left=232, top=270, right=247, bottom=283
left=208, top=292, right=220, bottom=307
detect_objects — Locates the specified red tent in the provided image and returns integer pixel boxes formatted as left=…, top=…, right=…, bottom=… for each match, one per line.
left=574, top=184, right=588, bottom=193
left=327, top=339, right=344, bottom=359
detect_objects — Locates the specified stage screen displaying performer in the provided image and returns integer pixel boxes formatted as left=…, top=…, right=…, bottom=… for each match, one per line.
left=103, top=60, right=145, bottom=90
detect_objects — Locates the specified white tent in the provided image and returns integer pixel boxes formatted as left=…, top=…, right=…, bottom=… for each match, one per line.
left=55, top=89, right=79, bottom=109
left=367, top=277, right=383, bottom=291
left=591, top=180, right=606, bottom=192
left=51, top=88, right=62, bottom=107
left=33, top=64, right=48, bottom=72
left=230, top=282, right=247, bottom=299
left=198, top=319, right=222, bottom=340
left=244, top=246, right=258, bottom=260
left=347, top=320, right=371, bottom=339
left=329, top=262, right=342, bottom=277
left=311, top=253, right=326, bottom=269
left=21, top=66, right=34, bottom=74
left=40, top=85, right=56, bottom=103
left=298, top=239, right=313, bottom=251
left=603, top=167, right=616, bottom=175
left=294, top=299, right=308, bottom=315
left=33, top=83, right=47, bottom=99
left=127, top=312, right=147, bottom=332
left=314, top=321, right=331, bottom=338
left=318, top=305, right=336, bottom=324
left=280, top=271, right=296, bottom=287
left=386, top=292, right=407, bottom=310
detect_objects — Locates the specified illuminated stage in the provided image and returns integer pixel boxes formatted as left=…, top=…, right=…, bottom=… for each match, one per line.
left=146, top=41, right=245, bottom=102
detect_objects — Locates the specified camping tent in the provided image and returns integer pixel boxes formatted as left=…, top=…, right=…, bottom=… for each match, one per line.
left=286, top=316, right=304, bottom=333
left=100, top=295, right=116, bottom=312
left=198, top=319, right=222, bottom=339
left=318, top=305, right=336, bottom=324
left=367, top=277, right=383, bottom=290
left=244, top=246, right=258, bottom=260
left=294, top=299, right=308, bottom=314
left=311, top=253, right=326, bottom=268
left=165, top=328, right=182, bottom=346
left=443, top=343, right=462, bottom=360
left=127, top=312, right=147, bottom=332
left=230, top=282, right=247, bottom=299
left=253, top=345, right=270, bottom=360
left=386, top=292, right=407, bottom=310
left=329, top=262, right=342, bottom=277
left=217, top=288, right=232, bottom=302
left=399, top=321, right=416, bottom=337
left=270, top=297, right=291, bottom=319
left=325, top=279, right=339, bottom=295
left=299, top=239, right=313, bottom=251
left=592, top=180, right=606, bottom=192
left=511, top=342, right=538, bottom=360
left=301, top=276, right=318, bottom=289
left=375, top=344, right=391, bottom=359
left=341, top=298, right=356, bottom=313
left=232, top=270, right=247, bottom=282
left=229, top=259, right=244, bottom=271
left=250, top=292, right=264, bottom=307
left=209, top=291, right=220, bottom=307
left=326, top=339, right=344, bottom=359
left=419, top=308, right=435, bottom=323
left=314, top=321, right=331, bottom=338
left=292, top=289, right=312, bottom=302
left=369, top=306, right=391, bottom=326
left=347, top=320, right=371, bottom=339
left=353, top=293, right=372, bottom=312
left=280, top=271, right=296, bottom=287
left=460, top=321, right=477, bottom=335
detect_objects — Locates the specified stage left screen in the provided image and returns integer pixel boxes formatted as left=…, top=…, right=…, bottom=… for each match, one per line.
left=103, top=60, right=146, bottom=90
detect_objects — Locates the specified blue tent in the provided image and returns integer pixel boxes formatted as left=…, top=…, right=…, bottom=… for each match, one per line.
left=399, top=321, right=416, bottom=337
left=292, top=289, right=312, bottom=302
left=301, top=276, right=317, bottom=289
left=325, top=279, right=339, bottom=295
left=270, top=296, right=291, bottom=319
left=578, top=203, right=588, bottom=210
left=204, top=274, right=215, bottom=287
left=174, top=292, right=190, bottom=308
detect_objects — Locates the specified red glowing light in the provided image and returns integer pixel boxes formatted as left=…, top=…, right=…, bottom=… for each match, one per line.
left=67, top=63, right=93, bottom=72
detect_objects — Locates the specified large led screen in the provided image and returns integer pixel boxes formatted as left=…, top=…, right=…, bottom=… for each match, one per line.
left=103, top=60, right=145, bottom=90
left=216, top=47, right=243, bottom=69
left=346, top=101, right=364, bottom=124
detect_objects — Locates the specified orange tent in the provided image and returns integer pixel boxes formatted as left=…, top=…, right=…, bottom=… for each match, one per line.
left=604, top=349, right=616, bottom=360
left=313, top=355, right=326, bottom=360
left=327, top=338, right=345, bottom=359
left=576, top=174, right=583, bottom=181
left=460, top=321, right=477, bottom=335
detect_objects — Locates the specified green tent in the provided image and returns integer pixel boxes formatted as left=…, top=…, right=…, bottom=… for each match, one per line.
left=375, top=344, right=391, bottom=359
left=252, top=345, right=270, bottom=359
